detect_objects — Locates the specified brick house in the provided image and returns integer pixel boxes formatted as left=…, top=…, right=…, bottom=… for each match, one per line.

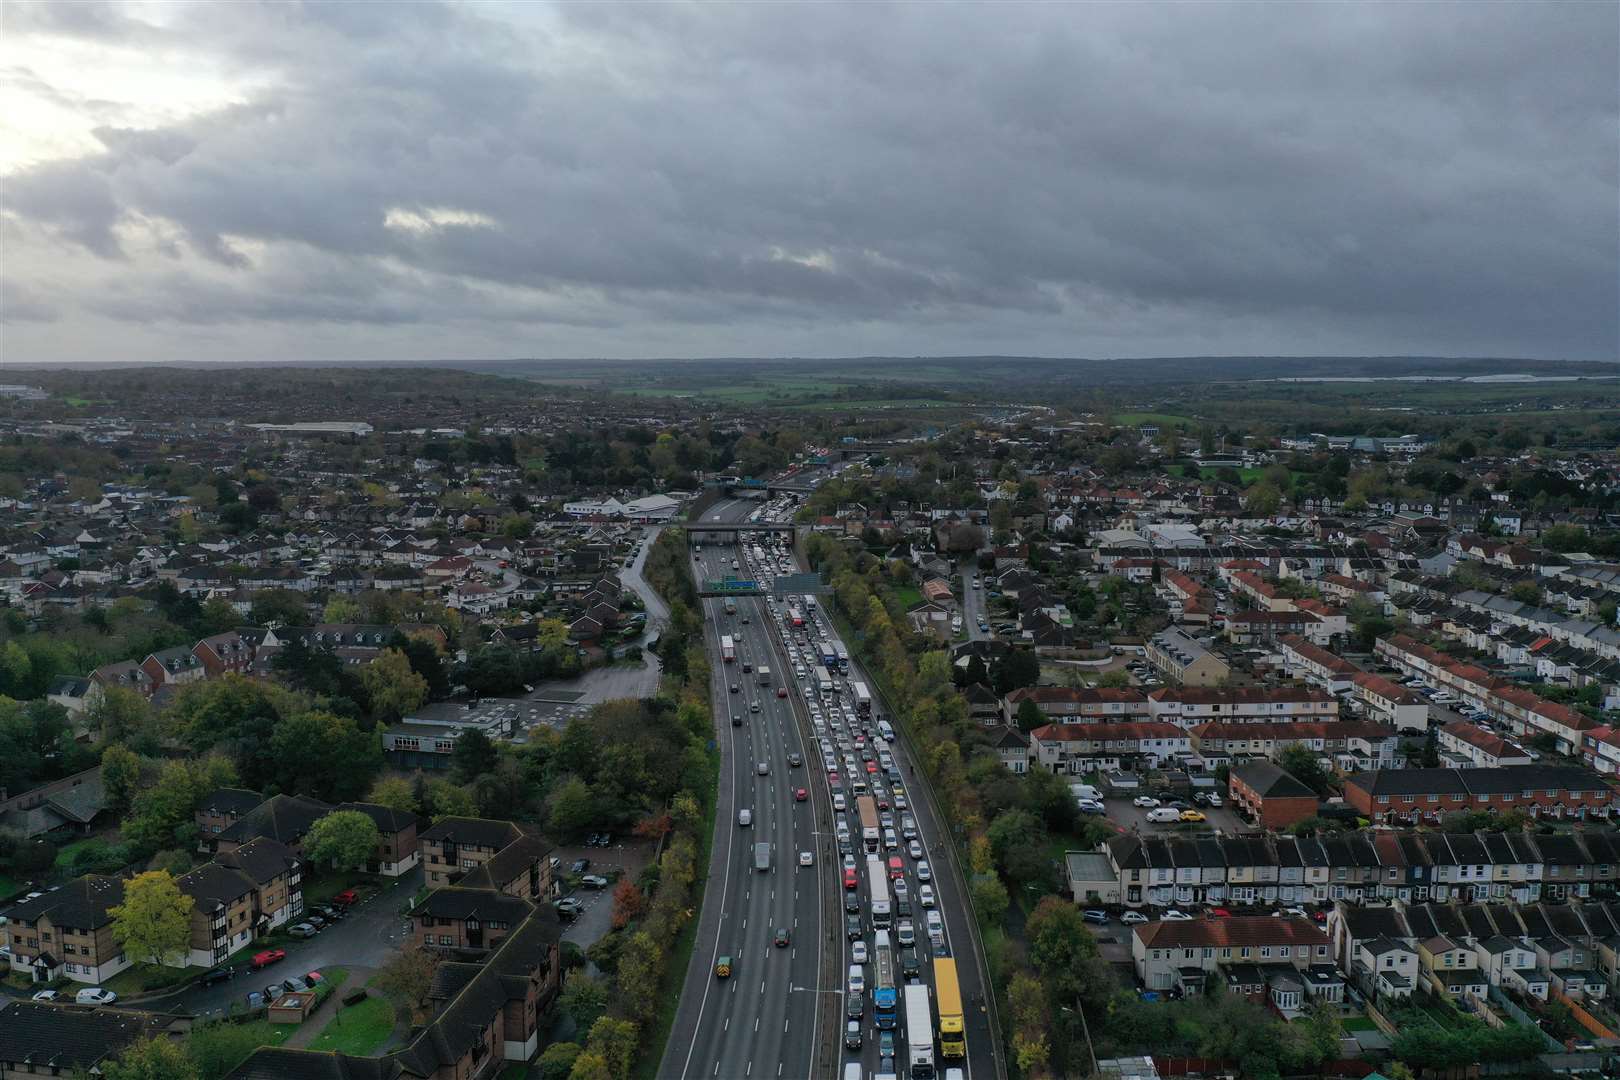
left=193, top=630, right=257, bottom=677
left=1230, top=761, right=1320, bottom=829
left=411, top=888, right=533, bottom=953
left=1, top=875, right=130, bottom=985
left=1345, top=765, right=1620, bottom=825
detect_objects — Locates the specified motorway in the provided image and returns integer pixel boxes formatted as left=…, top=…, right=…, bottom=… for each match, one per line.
left=663, top=476, right=1002, bottom=1080
left=662, top=495, right=833, bottom=1080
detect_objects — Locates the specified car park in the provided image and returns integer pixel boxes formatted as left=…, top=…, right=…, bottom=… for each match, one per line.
left=331, top=889, right=360, bottom=907
left=245, top=990, right=266, bottom=1009
left=569, top=858, right=590, bottom=874
left=283, top=975, right=310, bottom=993
left=1076, top=798, right=1106, bottom=814
left=554, top=897, right=584, bottom=919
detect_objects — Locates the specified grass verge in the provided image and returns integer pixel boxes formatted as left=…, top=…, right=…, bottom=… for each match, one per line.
left=630, top=741, right=721, bottom=1080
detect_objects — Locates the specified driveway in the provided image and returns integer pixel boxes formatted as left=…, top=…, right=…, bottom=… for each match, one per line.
left=958, top=559, right=989, bottom=641
left=141, top=868, right=421, bottom=1020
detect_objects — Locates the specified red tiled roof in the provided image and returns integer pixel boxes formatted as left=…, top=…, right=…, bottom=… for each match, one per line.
left=1135, top=916, right=1327, bottom=949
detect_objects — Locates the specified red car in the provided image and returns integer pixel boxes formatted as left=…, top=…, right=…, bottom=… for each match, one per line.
left=331, top=889, right=359, bottom=907
left=1207, top=908, right=1232, bottom=919
left=794, top=788, right=808, bottom=802
left=876, top=795, right=891, bottom=811
left=844, top=868, right=859, bottom=890
left=250, top=949, right=286, bottom=970
left=887, top=856, right=904, bottom=880
left=777, top=687, right=788, bottom=698
left=864, top=761, right=878, bottom=775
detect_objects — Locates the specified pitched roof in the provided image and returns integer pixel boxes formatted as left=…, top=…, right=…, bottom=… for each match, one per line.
left=0, top=1000, right=166, bottom=1073
left=1136, top=915, right=1327, bottom=949
left=1231, top=761, right=1316, bottom=800
left=1, top=873, right=125, bottom=929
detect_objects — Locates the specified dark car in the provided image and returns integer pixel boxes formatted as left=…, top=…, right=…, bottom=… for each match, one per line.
left=787, top=752, right=802, bottom=767
left=845, top=892, right=861, bottom=914
left=846, top=914, right=862, bottom=939
left=199, top=965, right=235, bottom=987
left=901, top=950, right=921, bottom=981
left=774, top=928, right=791, bottom=948
left=569, top=858, right=590, bottom=875
left=313, top=905, right=342, bottom=923
left=845, top=990, right=865, bottom=1019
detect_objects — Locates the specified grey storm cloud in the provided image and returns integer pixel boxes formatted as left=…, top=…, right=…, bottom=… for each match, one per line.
left=1, top=0, right=1615, bottom=363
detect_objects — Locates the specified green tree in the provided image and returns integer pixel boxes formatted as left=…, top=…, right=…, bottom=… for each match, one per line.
left=266, top=710, right=379, bottom=801
left=569, top=1051, right=613, bottom=1080
left=305, top=810, right=381, bottom=872
left=375, top=945, right=440, bottom=1024
left=110, top=870, right=194, bottom=966
left=103, top=1036, right=200, bottom=1080
left=361, top=647, right=429, bottom=722
left=426, top=778, right=477, bottom=820
left=538, top=1043, right=583, bottom=1080
left=560, top=971, right=611, bottom=1032
left=101, top=744, right=143, bottom=815
left=366, top=775, right=419, bottom=813
left=970, top=874, right=1010, bottom=928
left=990, top=648, right=1041, bottom=694
left=451, top=728, right=500, bottom=780
left=85, top=685, right=157, bottom=749
left=250, top=588, right=309, bottom=626
left=1096, top=668, right=1131, bottom=689
left=323, top=595, right=363, bottom=622
left=548, top=776, right=597, bottom=838
left=584, top=1016, right=639, bottom=1079
left=1014, top=698, right=1046, bottom=734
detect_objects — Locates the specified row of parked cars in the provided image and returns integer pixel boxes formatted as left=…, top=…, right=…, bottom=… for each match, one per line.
left=32, top=986, right=116, bottom=1005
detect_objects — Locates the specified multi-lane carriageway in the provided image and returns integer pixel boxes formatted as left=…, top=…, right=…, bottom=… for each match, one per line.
left=659, top=496, right=1000, bottom=1080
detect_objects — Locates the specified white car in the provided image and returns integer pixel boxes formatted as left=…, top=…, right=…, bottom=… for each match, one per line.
left=30, top=989, right=61, bottom=1003
left=848, top=964, right=865, bottom=995
left=852, top=940, right=869, bottom=964
left=799, top=850, right=814, bottom=867
left=832, top=794, right=847, bottom=811
left=738, top=809, right=753, bottom=827
left=919, top=884, right=936, bottom=907
left=1132, top=795, right=1161, bottom=808
left=75, top=987, right=117, bottom=1005
left=915, top=860, right=932, bottom=882
left=1120, top=911, right=1149, bottom=925
left=908, top=840, right=924, bottom=860
left=1161, top=910, right=1193, bottom=921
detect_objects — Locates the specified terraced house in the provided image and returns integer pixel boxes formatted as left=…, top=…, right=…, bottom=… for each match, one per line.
left=420, top=816, right=555, bottom=899
left=1344, top=765, right=1620, bottom=825
left=1102, top=828, right=1620, bottom=910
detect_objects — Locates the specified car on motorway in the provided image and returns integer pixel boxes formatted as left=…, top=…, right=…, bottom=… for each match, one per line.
left=715, top=955, right=732, bottom=979
left=776, top=686, right=788, bottom=698
left=896, top=920, right=916, bottom=946
left=250, top=948, right=286, bottom=970
left=1120, top=911, right=1148, bottom=925
left=844, top=866, right=859, bottom=889
left=848, top=964, right=865, bottom=994
left=794, top=787, right=808, bottom=802
left=1133, top=795, right=1161, bottom=808
left=756, top=761, right=769, bottom=775
left=919, top=884, right=936, bottom=907
left=846, top=914, right=863, bottom=939
left=775, top=928, right=791, bottom=948
left=852, top=939, right=869, bottom=963
left=731, top=714, right=742, bottom=726
left=832, top=793, right=846, bottom=811
left=887, top=855, right=904, bottom=879
left=846, top=1020, right=863, bottom=1050
left=730, top=683, right=739, bottom=693
left=845, top=990, right=864, bottom=1019
left=799, top=850, right=814, bottom=867
left=915, top=860, right=932, bottom=882
left=738, top=808, right=752, bottom=827
left=901, top=949, right=921, bottom=981
left=908, top=839, right=924, bottom=860
left=787, top=751, right=802, bottom=767
left=846, top=891, right=862, bottom=914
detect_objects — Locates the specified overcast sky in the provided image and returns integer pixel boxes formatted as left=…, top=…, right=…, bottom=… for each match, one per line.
left=2, top=1, right=1615, bottom=366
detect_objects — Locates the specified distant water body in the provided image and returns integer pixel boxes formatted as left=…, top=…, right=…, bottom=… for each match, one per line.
left=1262, top=374, right=1617, bottom=384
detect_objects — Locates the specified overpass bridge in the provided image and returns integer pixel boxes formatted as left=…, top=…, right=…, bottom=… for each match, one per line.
left=669, top=521, right=797, bottom=539
left=697, top=572, right=829, bottom=599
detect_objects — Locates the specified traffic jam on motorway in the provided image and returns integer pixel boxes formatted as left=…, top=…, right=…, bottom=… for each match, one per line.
left=704, top=496, right=967, bottom=1080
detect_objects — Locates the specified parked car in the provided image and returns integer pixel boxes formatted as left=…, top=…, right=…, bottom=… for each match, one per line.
left=245, top=990, right=266, bottom=1009
left=288, top=922, right=319, bottom=939
left=283, top=975, right=311, bottom=994
left=250, top=948, right=286, bottom=970
left=569, top=858, right=590, bottom=874
left=1120, top=911, right=1148, bottom=925
left=1161, top=910, right=1193, bottom=921
left=331, top=889, right=359, bottom=907
left=75, top=987, right=117, bottom=1006
left=1145, top=807, right=1181, bottom=823
left=1132, top=795, right=1161, bottom=808
left=1081, top=909, right=1109, bottom=924
left=1076, top=799, right=1107, bottom=815
left=554, top=897, right=584, bottom=919
left=30, top=989, right=61, bottom=1003
left=1180, top=809, right=1206, bottom=823
left=199, top=965, right=235, bottom=987
left=580, top=874, right=610, bottom=889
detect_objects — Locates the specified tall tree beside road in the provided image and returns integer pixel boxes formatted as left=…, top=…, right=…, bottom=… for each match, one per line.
left=104, top=1036, right=201, bottom=1080
left=110, top=870, right=194, bottom=966
left=305, top=810, right=381, bottom=872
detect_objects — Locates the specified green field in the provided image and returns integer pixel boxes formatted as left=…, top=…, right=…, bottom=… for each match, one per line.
left=304, top=994, right=394, bottom=1055
left=1110, top=411, right=1200, bottom=428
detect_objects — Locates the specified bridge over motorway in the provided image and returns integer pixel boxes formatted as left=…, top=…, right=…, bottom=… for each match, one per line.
left=667, top=521, right=798, bottom=538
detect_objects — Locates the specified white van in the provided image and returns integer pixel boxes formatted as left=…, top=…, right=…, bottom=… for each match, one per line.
left=844, top=1064, right=864, bottom=1080
left=1145, top=807, right=1181, bottom=823
left=1069, top=783, right=1101, bottom=801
